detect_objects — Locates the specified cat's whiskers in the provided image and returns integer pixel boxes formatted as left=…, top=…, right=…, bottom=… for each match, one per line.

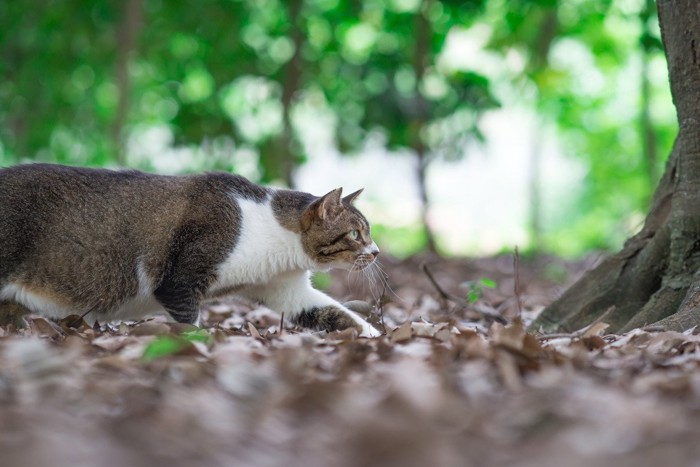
left=346, top=255, right=372, bottom=299
left=350, top=254, right=380, bottom=302
left=370, top=260, right=405, bottom=305
left=364, top=263, right=381, bottom=302
left=361, top=259, right=375, bottom=300
left=345, top=254, right=402, bottom=306
left=346, top=257, right=363, bottom=289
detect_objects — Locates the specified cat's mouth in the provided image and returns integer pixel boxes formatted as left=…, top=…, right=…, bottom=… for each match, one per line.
left=351, top=254, right=377, bottom=271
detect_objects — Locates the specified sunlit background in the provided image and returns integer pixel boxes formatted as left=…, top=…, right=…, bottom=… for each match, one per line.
left=0, top=0, right=676, bottom=257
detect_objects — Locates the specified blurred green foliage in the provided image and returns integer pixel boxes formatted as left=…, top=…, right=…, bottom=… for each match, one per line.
left=485, top=0, right=674, bottom=254
left=0, top=0, right=675, bottom=256
left=370, top=224, right=427, bottom=258
left=311, top=272, right=333, bottom=290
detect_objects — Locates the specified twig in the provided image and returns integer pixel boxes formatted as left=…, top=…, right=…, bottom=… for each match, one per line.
left=420, top=262, right=508, bottom=325
left=514, top=246, right=523, bottom=319
left=279, top=311, right=285, bottom=335
left=69, top=303, right=100, bottom=329
left=377, top=281, right=387, bottom=333
left=420, top=262, right=451, bottom=309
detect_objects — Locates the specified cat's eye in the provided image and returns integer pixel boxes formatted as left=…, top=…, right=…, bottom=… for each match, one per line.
left=347, top=230, right=359, bottom=240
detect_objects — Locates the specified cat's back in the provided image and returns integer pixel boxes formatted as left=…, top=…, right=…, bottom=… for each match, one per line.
left=0, top=163, right=266, bottom=218
left=0, top=164, right=177, bottom=242
left=0, top=164, right=169, bottom=218
left=0, top=163, right=173, bottom=204
left=0, top=164, right=265, bottom=283
left=0, top=165, right=178, bottom=280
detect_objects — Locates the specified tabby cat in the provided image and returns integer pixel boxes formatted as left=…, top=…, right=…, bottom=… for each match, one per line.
left=0, top=164, right=381, bottom=337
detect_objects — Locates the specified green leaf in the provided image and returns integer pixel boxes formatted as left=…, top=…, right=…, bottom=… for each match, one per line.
left=479, top=278, right=496, bottom=289
left=142, top=336, right=190, bottom=361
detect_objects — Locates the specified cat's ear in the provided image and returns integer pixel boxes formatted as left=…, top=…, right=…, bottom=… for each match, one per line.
left=317, top=188, right=343, bottom=219
left=342, top=188, right=363, bottom=205
left=301, top=188, right=343, bottom=230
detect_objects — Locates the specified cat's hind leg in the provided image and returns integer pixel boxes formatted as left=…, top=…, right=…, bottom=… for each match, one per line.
left=153, top=287, right=201, bottom=325
left=153, top=269, right=203, bottom=325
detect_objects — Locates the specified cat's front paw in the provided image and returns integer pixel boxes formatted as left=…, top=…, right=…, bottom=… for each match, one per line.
left=293, top=306, right=381, bottom=337
left=359, top=322, right=382, bottom=338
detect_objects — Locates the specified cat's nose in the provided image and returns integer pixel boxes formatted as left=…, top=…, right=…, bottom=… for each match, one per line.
left=366, top=242, right=380, bottom=259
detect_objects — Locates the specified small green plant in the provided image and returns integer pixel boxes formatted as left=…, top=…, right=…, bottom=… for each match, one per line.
left=463, top=278, right=497, bottom=304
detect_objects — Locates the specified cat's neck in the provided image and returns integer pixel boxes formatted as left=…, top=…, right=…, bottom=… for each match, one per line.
left=211, top=193, right=317, bottom=290
left=270, top=188, right=316, bottom=233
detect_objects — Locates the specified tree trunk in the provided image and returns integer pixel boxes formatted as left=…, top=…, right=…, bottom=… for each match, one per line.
left=527, top=9, right=557, bottom=252
left=276, top=0, right=304, bottom=188
left=412, top=0, right=438, bottom=254
left=528, top=119, right=543, bottom=252
left=112, top=0, right=143, bottom=166
left=640, top=0, right=659, bottom=185
left=415, top=145, right=438, bottom=253
left=531, top=0, right=700, bottom=333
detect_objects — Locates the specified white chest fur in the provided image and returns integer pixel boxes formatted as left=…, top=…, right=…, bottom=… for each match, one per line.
left=209, top=197, right=316, bottom=291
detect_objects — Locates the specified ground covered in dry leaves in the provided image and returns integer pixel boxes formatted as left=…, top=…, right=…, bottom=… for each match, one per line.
left=3, top=254, right=700, bottom=467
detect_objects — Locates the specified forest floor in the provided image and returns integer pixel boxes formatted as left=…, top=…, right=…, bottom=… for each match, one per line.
left=3, top=254, right=700, bottom=467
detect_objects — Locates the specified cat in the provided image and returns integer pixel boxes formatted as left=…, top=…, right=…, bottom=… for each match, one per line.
left=0, top=163, right=381, bottom=337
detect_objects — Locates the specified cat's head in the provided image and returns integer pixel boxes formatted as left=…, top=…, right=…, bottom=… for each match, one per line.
left=300, top=188, right=379, bottom=271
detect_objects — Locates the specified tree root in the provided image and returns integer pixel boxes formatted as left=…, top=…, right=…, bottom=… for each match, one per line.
left=531, top=224, right=671, bottom=333
left=651, top=270, right=700, bottom=331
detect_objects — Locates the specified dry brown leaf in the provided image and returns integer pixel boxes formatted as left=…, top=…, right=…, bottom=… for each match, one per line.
left=247, top=322, right=263, bottom=340
left=520, top=332, right=544, bottom=359
left=93, top=355, right=132, bottom=371
left=490, top=321, right=526, bottom=351
left=168, top=322, right=200, bottom=334
left=494, top=349, right=523, bottom=391
left=92, top=335, right=142, bottom=352
left=581, top=321, right=610, bottom=338
left=57, top=314, right=91, bottom=333
left=645, top=332, right=688, bottom=354
left=411, top=321, right=448, bottom=338
left=130, top=321, right=172, bottom=336
left=390, top=321, right=413, bottom=344
left=581, top=335, right=607, bottom=350
left=28, top=317, right=65, bottom=338
left=434, top=327, right=452, bottom=342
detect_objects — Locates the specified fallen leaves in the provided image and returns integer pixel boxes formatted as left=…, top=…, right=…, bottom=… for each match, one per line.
left=3, top=256, right=700, bottom=466
left=4, top=310, right=700, bottom=466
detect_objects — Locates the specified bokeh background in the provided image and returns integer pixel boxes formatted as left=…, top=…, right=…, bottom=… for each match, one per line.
left=0, top=0, right=675, bottom=257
